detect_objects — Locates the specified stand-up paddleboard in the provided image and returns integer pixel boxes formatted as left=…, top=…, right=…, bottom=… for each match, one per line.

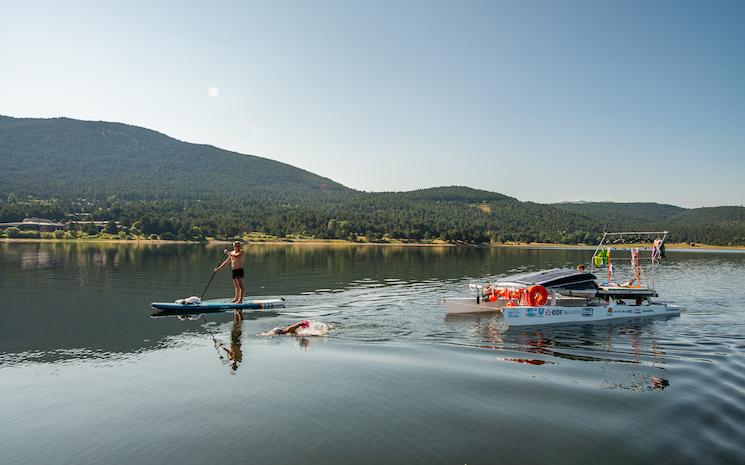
left=150, top=298, right=285, bottom=312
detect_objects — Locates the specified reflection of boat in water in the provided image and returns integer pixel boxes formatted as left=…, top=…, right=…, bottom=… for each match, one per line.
left=480, top=317, right=673, bottom=391
left=445, top=231, right=681, bottom=326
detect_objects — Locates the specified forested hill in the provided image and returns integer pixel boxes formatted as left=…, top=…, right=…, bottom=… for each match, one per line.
left=1, top=116, right=743, bottom=245
left=553, top=202, right=686, bottom=225
left=555, top=202, right=745, bottom=245
left=0, top=115, right=348, bottom=201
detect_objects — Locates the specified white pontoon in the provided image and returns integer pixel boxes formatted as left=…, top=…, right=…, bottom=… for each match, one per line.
left=444, top=232, right=681, bottom=326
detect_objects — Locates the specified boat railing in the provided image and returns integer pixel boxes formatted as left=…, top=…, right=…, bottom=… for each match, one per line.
left=591, top=231, right=668, bottom=289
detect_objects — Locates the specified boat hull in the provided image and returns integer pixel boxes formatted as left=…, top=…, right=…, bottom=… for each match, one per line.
left=501, top=303, right=680, bottom=326
left=444, top=297, right=504, bottom=314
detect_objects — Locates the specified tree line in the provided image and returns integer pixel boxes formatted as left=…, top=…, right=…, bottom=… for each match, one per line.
left=2, top=192, right=743, bottom=245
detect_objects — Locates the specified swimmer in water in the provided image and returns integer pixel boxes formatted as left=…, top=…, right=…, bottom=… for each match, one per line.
left=260, top=320, right=310, bottom=336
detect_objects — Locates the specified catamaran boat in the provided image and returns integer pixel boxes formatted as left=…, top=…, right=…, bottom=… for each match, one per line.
left=444, top=231, right=681, bottom=326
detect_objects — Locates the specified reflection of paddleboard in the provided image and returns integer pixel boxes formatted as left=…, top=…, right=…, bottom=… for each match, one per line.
left=150, top=298, right=285, bottom=312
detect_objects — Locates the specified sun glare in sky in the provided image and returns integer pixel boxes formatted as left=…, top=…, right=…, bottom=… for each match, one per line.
left=2, top=2, right=743, bottom=206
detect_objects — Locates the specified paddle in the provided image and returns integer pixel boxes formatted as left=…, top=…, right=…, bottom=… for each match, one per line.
left=200, top=249, right=228, bottom=300
left=202, top=316, right=227, bottom=365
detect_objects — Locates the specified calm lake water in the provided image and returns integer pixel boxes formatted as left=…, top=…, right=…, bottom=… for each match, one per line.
left=1, top=242, right=744, bottom=465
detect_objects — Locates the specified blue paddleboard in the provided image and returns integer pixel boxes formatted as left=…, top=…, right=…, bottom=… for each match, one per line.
left=150, top=298, right=285, bottom=312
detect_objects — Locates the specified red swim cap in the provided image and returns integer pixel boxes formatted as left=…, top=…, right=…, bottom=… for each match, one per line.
left=300, top=320, right=310, bottom=328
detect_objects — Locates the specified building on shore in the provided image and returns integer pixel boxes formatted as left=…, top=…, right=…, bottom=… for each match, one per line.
left=0, top=218, right=120, bottom=232
left=0, top=218, right=66, bottom=231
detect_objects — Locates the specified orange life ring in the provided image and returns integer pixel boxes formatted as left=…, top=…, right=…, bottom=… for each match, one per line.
left=525, top=285, right=548, bottom=306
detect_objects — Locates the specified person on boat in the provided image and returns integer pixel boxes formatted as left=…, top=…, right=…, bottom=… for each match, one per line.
left=214, top=241, right=245, bottom=303
left=576, top=264, right=601, bottom=290
left=260, top=320, right=311, bottom=337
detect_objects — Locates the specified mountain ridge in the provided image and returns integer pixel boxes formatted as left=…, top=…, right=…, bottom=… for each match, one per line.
left=1, top=115, right=743, bottom=245
left=0, top=115, right=349, bottom=201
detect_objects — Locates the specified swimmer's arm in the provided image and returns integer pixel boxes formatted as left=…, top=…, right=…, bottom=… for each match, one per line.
left=283, top=322, right=304, bottom=334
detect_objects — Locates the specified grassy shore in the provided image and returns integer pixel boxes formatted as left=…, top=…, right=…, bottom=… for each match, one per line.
left=2, top=235, right=744, bottom=250
left=0, top=237, right=191, bottom=245
left=0, top=237, right=453, bottom=247
left=489, top=241, right=745, bottom=250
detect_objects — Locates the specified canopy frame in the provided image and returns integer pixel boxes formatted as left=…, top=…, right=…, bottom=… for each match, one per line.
left=590, top=231, right=668, bottom=288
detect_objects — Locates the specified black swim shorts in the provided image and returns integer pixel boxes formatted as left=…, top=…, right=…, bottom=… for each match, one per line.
left=231, top=268, right=244, bottom=279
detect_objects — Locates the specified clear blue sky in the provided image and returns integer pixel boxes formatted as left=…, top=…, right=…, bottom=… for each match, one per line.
left=2, top=0, right=743, bottom=207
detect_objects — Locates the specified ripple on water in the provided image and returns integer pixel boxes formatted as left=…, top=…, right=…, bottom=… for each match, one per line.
left=3, top=245, right=745, bottom=464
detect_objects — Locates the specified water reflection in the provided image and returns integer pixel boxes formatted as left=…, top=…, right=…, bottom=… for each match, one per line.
left=474, top=316, right=677, bottom=391
left=3, top=243, right=745, bottom=465
left=195, top=311, right=321, bottom=373
left=296, top=337, right=311, bottom=351
left=221, top=312, right=244, bottom=373
left=2, top=243, right=744, bottom=370
left=502, top=358, right=554, bottom=365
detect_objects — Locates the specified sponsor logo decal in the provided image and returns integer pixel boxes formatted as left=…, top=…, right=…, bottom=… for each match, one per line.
left=545, top=308, right=565, bottom=316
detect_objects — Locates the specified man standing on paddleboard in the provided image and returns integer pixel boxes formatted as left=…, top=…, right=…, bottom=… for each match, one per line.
left=214, top=241, right=245, bottom=303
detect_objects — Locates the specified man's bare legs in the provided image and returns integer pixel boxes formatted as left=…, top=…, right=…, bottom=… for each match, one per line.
left=231, top=278, right=240, bottom=303
left=232, top=277, right=244, bottom=303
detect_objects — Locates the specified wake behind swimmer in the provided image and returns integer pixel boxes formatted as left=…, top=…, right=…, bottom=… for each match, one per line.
left=259, top=320, right=332, bottom=337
